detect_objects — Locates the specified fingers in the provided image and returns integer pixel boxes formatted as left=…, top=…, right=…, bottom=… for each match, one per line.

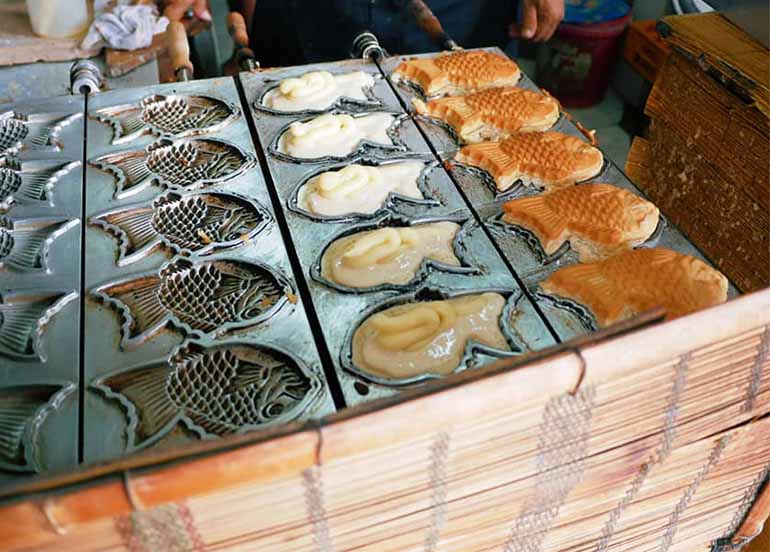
left=519, top=1, right=539, bottom=40
left=533, top=0, right=564, bottom=41
left=164, top=0, right=211, bottom=22
left=194, top=0, right=212, bottom=22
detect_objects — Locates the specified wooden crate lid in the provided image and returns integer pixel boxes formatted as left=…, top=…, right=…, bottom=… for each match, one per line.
left=657, top=13, right=770, bottom=117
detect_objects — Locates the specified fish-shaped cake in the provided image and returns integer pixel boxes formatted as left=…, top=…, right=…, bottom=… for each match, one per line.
left=95, top=258, right=290, bottom=346
left=320, top=222, right=461, bottom=289
left=94, top=94, right=238, bottom=144
left=0, top=160, right=80, bottom=207
left=502, top=184, right=660, bottom=261
left=393, top=50, right=521, bottom=97
left=91, top=191, right=269, bottom=266
left=297, top=162, right=425, bottom=217
left=455, top=131, right=604, bottom=192
left=540, top=248, right=728, bottom=327
left=262, top=71, right=376, bottom=112
left=0, top=215, right=73, bottom=272
left=277, top=113, right=395, bottom=160
left=0, top=384, right=74, bottom=471
left=94, top=343, right=320, bottom=447
left=91, top=138, right=253, bottom=198
left=0, top=292, right=69, bottom=361
left=0, top=111, right=79, bottom=156
left=413, top=87, right=560, bottom=143
left=352, top=293, right=510, bottom=380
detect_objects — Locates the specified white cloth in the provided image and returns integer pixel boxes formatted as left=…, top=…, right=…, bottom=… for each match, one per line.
left=81, top=5, right=169, bottom=51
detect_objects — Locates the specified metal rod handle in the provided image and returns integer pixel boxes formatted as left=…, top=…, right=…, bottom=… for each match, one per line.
left=167, top=21, right=193, bottom=81
left=404, top=0, right=460, bottom=51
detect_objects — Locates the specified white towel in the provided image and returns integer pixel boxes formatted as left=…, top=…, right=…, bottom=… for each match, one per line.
left=81, top=4, right=169, bottom=51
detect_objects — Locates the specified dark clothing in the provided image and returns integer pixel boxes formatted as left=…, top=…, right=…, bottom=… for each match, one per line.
left=246, top=0, right=515, bottom=67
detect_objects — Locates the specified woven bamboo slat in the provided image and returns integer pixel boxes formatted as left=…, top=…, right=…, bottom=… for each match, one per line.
left=0, top=288, right=767, bottom=551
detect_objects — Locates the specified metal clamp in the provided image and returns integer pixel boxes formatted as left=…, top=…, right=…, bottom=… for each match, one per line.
left=69, top=60, right=102, bottom=96
left=351, top=31, right=386, bottom=62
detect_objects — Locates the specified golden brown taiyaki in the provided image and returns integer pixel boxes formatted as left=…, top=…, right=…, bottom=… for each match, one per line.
left=392, top=50, right=521, bottom=96
left=502, top=184, right=660, bottom=261
left=413, top=87, right=559, bottom=143
left=352, top=293, right=509, bottom=380
left=455, top=131, right=604, bottom=192
left=540, top=248, right=728, bottom=327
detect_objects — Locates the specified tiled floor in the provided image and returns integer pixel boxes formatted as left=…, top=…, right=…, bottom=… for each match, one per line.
left=518, top=58, right=633, bottom=168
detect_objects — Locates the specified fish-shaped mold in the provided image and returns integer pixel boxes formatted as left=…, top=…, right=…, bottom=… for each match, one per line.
left=501, top=184, right=660, bottom=262
left=94, top=94, right=239, bottom=144
left=0, top=384, right=75, bottom=472
left=274, top=113, right=399, bottom=162
left=413, top=87, right=560, bottom=143
left=456, top=131, right=603, bottom=193
left=0, top=292, right=72, bottom=361
left=94, top=258, right=291, bottom=347
left=91, top=138, right=254, bottom=199
left=348, top=291, right=513, bottom=383
left=392, top=50, right=521, bottom=97
left=0, top=111, right=80, bottom=156
left=0, top=215, right=76, bottom=272
left=260, top=70, right=378, bottom=113
left=316, top=221, right=470, bottom=291
left=91, top=191, right=270, bottom=266
left=0, top=159, right=80, bottom=208
left=93, top=342, right=321, bottom=449
left=539, top=248, right=729, bottom=328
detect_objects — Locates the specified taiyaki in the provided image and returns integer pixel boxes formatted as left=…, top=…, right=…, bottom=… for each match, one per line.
left=321, top=222, right=461, bottom=289
left=352, top=293, right=510, bottom=380
left=262, top=71, right=376, bottom=112
left=0, top=292, right=69, bottom=361
left=413, top=87, right=559, bottom=143
left=0, top=159, right=80, bottom=207
left=94, top=343, right=319, bottom=447
left=94, top=94, right=238, bottom=144
left=95, top=258, right=290, bottom=346
left=91, top=138, right=253, bottom=199
left=278, top=113, right=395, bottom=160
left=92, top=191, right=268, bottom=266
left=0, top=111, right=79, bottom=156
left=298, top=162, right=425, bottom=217
left=392, top=50, right=521, bottom=96
left=502, top=184, right=660, bottom=261
left=0, top=384, right=74, bottom=471
left=0, top=215, right=74, bottom=272
left=540, top=248, right=729, bottom=327
left=455, top=131, right=604, bottom=192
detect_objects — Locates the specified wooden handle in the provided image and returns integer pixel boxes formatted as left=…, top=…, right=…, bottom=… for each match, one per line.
left=404, top=0, right=458, bottom=50
left=227, top=11, right=249, bottom=48
left=166, top=21, right=193, bottom=77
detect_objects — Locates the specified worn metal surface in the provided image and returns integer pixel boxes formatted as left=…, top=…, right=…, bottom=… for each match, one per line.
left=83, top=78, right=334, bottom=464
left=380, top=48, right=740, bottom=341
left=241, top=59, right=556, bottom=406
left=0, top=94, right=83, bottom=487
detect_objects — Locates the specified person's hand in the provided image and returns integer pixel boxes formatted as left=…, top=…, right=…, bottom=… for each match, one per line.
left=510, top=0, right=565, bottom=42
left=163, top=0, right=212, bottom=22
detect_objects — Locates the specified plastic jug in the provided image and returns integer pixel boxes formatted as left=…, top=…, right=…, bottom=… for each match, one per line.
left=26, top=0, right=90, bottom=39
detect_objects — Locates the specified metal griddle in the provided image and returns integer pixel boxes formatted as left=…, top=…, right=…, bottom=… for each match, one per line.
left=0, top=41, right=739, bottom=488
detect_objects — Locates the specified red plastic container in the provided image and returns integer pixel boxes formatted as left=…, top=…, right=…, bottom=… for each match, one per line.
left=536, top=13, right=632, bottom=108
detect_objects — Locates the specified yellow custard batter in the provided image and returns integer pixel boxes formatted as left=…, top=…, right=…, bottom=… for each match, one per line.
left=263, top=71, right=374, bottom=112
left=352, top=292, right=510, bottom=379
left=298, top=162, right=424, bottom=216
left=278, top=113, right=394, bottom=159
left=321, top=222, right=461, bottom=288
